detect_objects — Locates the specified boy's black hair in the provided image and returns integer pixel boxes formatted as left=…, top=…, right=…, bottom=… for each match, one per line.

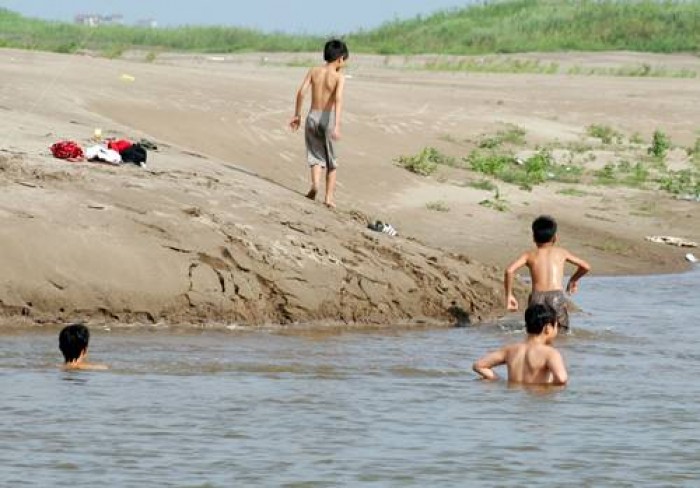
left=324, top=39, right=349, bottom=63
left=532, top=215, right=557, bottom=244
left=59, top=324, right=90, bottom=363
left=524, top=303, right=558, bottom=335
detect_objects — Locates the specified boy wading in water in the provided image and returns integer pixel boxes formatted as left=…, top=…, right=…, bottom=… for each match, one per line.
left=289, top=39, right=348, bottom=209
left=59, top=324, right=108, bottom=371
left=504, top=215, right=591, bottom=331
left=473, top=303, right=568, bottom=385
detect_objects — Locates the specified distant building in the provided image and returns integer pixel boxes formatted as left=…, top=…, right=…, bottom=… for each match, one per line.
left=74, top=14, right=124, bottom=27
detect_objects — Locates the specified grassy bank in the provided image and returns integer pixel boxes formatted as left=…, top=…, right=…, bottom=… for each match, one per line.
left=1, top=0, right=699, bottom=56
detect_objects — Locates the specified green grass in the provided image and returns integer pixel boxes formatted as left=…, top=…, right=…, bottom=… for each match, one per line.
left=567, top=64, right=698, bottom=78
left=395, top=147, right=457, bottom=176
left=587, top=124, right=623, bottom=145
left=2, top=0, right=700, bottom=56
left=659, top=169, right=700, bottom=196
left=467, top=148, right=583, bottom=190
left=423, top=57, right=559, bottom=74
left=478, top=124, right=527, bottom=148
left=395, top=125, right=698, bottom=199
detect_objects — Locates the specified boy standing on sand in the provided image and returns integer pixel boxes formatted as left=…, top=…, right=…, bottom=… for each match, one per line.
left=473, top=303, right=568, bottom=385
left=504, top=215, right=590, bottom=330
left=59, top=323, right=108, bottom=371
left=289, top=39, right=348, bottom=208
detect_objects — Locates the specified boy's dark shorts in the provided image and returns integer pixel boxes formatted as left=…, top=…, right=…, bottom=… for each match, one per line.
left=528, top=290, right=570, bottom=330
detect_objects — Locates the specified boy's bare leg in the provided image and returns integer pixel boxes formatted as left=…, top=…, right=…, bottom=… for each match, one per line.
left=324, top=168, right=337, bottom=208
left=306, top=165, right=321, bottom=200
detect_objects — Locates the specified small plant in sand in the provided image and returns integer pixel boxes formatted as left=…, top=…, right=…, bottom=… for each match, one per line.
left=466, top=150, right=513, bottom=176
left=479, top=187, right=509, bottom=212
left=557, top=188, right=590, bottom=197
left=630, top=132, right=645, bottom=145
left=145, top=51, right=158, bottom=63
left=587, top=124, right=622, bottom=145
left=396, top=147, right=455, bottom=176
left=659, top=169, right=700, bottom=197
left=595, top=163, right=617, bottom=184
left=426, top=200, right=450, bottom=212
left=466, top=179, right=497, bottom=191
left=594, top=160, right=649, bottom=188
left=648, top=130, right=671, bottom=159
left=477, top=124, right=527, bottom=149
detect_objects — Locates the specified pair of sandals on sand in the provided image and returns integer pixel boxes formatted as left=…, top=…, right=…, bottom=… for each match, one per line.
left=368, top=220, right=398, bottom=237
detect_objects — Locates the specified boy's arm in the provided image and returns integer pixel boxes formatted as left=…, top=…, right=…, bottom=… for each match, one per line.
left=331, top=74, right=346, bottom=140
left=504, top=253, right=528, bottom=311
left=564, top=251, right=591, bottom=294
left=290, top=70, right=312, bottom=131
left=473, top=348, right=507, bottom=381
left=546, top=349, right=568, bottom=385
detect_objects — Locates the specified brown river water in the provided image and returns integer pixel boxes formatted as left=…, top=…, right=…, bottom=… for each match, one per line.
left=1, top=269, right=699, bottom=487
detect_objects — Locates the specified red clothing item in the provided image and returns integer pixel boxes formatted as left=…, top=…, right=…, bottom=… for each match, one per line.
left=107, top=139, right=133, bottom=153
left=50, top=141, right=84, bottom=160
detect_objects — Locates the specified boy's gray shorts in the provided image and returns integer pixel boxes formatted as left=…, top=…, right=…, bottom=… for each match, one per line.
left=305, top=111, right=337, bottom=170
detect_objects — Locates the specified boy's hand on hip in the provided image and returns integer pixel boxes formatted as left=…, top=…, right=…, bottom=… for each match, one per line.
left=289, top=116, right=301, bottom=131
left=506, top=295, right=519, bottom=311
left=566, top=280, right=578, bottom=294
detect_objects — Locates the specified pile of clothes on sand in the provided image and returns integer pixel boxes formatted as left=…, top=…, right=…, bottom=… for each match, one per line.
left=50, top=138, right=157, bottom=168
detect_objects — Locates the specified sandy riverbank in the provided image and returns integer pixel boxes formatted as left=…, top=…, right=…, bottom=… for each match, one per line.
left=1, top=49, right=698, bottom=327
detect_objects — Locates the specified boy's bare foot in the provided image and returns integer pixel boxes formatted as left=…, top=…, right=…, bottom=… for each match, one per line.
left=324, top=201, right=336, bottom=209
left=306, top=188, right=317, bottom=200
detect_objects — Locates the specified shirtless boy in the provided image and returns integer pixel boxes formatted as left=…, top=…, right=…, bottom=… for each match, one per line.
left=59, top=323, right=108, bottom=371
left=504, top=215, right=590, bottom=330
left=289, top=39, right=348, bottom=208
left=473, top=303, right=568, bottom=385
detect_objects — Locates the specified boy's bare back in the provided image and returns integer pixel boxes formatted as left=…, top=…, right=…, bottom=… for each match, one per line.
left=503, top=342, right=564, bottom=384
left=523, top=246, right=579, bottom=292
left=473, top=303, right=568, bottom=386
left=308, top=66, right=343, bottom=111
left=473, top=338, right=567, bottom=385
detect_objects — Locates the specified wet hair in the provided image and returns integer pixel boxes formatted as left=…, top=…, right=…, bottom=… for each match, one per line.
left=532, top=215, right=557, bottom=244
left=324, top=39, right=349, bottom=63
left=524, top=303, right=557, bottom=335
left=59, top=324, right=90, bottom=363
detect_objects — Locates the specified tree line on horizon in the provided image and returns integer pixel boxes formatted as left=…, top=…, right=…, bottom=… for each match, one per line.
left=0, top=0, right=698, bottom=56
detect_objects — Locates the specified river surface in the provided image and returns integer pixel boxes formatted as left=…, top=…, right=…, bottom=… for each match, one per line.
left=1, top=269, right=699, bottom=487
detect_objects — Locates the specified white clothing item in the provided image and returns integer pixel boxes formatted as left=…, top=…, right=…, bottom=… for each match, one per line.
left=85, top=145, right=122, bottom=165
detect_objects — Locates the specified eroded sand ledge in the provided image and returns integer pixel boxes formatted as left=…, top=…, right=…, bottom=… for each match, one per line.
left=0, top=151, right=502, bottom=327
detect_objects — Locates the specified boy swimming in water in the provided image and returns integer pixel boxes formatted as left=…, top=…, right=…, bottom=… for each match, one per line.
left=473, top=303, right=568, bottom=385
left=504, top=215, right=590, bottom=330
left=59, top=323, right=108, bottom=370
left=289, top=39, right=348, bottom=209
